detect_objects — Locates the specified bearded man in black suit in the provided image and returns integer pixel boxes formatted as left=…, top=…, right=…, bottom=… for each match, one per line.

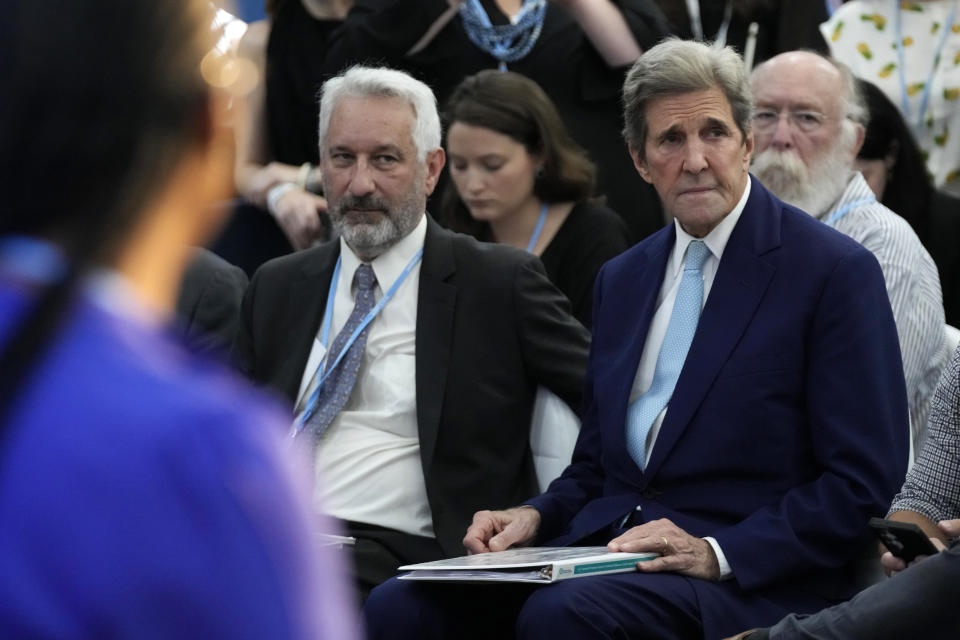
left=235, top=65, right=590, bottom=598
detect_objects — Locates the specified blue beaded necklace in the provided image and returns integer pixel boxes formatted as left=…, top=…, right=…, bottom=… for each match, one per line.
left=460, top=0, right=547, bottom=71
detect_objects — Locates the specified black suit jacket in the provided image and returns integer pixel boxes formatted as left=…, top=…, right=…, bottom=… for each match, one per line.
left=236, top=218, right=591, bottom=554
left=176, top=248, right=248, bottom=359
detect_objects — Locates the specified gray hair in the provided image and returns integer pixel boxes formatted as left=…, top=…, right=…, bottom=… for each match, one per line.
left=622, top=38, right=753, bottom=158
left=318, top=66, right=442, bottom=162
left=827, top=55, right=868, bottom=128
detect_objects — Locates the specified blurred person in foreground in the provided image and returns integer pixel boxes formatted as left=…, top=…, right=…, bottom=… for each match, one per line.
left=0, top=1, right=359, bottom=638
left=364, top=39, right=907, bottom=640
left=855, top=78, right=960, bottom=328
left=751, top=51, right=948, bottom=457
left=440, top=70, right=630, bottom=328
left=726, top=344, right=960, bottom=639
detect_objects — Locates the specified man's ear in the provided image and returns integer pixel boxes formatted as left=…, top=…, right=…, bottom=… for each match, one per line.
left=629, top=145, right=653, bottom=184
left=424, top=147, right=446, bottom=196
left=742, top=130, right=755, bottom=170
left=851, top=122, right=866, bottom=159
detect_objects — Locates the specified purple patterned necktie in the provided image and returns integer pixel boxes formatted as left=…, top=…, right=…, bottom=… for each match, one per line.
left=307, top=263, right=377, bottom=439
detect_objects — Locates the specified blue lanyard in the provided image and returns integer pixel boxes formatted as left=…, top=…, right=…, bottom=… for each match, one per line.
left=525, top=203, right=549, bottom=253
left=294, top=247, right=423, bottom=433
left=894, top=0, right=958, bottom=130
left=824, top=196, right=876, bottom=227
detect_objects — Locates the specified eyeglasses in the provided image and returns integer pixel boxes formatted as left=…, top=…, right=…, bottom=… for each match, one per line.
left=751, top=108, right=829, bottom=133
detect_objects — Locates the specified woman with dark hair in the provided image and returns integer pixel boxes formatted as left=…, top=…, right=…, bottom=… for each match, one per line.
left=856, top=78, right=960, bottom=327
left=0, top=1, right=358, bottom=637
left=321, top=0, right=673, bottom=244
left=441, top=70, right=629, bottom=327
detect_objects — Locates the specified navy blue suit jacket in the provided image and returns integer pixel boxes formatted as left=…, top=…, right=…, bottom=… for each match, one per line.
left=527, top=178, right=909, bottom=631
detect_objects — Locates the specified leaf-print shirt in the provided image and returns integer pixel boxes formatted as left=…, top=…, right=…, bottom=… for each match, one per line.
left=822, top=0, right=960, bottom=197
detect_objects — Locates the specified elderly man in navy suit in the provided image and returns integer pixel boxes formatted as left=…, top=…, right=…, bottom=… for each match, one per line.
left=364, top=39, right=909, bottom=639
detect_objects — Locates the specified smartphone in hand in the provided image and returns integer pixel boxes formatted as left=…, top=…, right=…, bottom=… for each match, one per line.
left=868, top=517, right=939, bottom=563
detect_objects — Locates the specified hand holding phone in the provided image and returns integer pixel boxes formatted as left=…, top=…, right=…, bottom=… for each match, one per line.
left=869, top=517, right=940, bottom=563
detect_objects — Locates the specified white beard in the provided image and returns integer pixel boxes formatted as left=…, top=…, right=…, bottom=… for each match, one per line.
left=752, top=139, right=854, bottom=218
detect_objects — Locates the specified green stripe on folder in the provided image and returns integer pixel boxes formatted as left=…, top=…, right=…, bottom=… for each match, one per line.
left=573, top=556, right=653, bottom=575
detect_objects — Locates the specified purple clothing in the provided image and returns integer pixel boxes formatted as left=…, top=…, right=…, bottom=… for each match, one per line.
left=0, top=278, right=360, bottom=639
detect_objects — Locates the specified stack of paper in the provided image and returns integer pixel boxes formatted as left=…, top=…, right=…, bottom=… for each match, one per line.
left=399, top=547, right=658, bottom=584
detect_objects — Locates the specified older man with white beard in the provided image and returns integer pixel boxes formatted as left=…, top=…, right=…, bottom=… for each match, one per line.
left=751, top=51, right=948, bottom=458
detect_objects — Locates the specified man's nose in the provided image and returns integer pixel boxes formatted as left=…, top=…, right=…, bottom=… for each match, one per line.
left=769, top=112, right=794, bottom=151
left=682, top=139, right=708, bottom=174
left=348, top=160, right=376, bottom=196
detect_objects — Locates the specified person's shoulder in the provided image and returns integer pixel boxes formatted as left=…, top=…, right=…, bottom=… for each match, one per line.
left=603, top=221, right=671, bottom=270
left=847, top=197, right=916, bottom=230
left=432, top=222, right=538, bottom=270
left=14, top=301, right=292, bottom=490
left=426, top=224, right=562, bottom=307
left=91, top=301, right=285, bottom=434
left=181, top=248, right=247, bottom=294
left=774, top=202, right=895, bottom=298
left=778, top=199, right=870, bottom=257
left=145, top=344, right=288, bottom=440
left=737, top=182, right=880, bottom=275
left=4, top=303, right=321, bottom=632
left=552, top=202, right=631, bottom=264
left=570, top=200, right=618, bottom=220
left=569, top=201, right=630, bottom=233
left=251, top=241, right=337, bottom=285
left=844, top=200, right=932, bottom=256
left=187, top=247, right=246, bottom=277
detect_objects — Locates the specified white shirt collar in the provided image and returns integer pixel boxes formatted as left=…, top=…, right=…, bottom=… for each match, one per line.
left=339, top=213, right=427, bottom=294
left=668, top=177, right=751, bottom=278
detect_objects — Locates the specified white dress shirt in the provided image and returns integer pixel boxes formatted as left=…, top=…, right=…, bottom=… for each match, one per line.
left=627, top=178, right=751, bottom=578
left=297, top=215, right=434, bottom=538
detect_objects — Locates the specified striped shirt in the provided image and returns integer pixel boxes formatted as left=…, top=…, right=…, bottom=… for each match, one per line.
left=823, top=172, right=949, bottom=454
left=889, top=344, right=960, bottom=522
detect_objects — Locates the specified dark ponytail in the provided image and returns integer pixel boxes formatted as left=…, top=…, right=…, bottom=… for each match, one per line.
left=0, top=0, right=212, bottom=437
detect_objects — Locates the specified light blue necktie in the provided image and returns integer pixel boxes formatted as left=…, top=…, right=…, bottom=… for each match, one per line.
left=626, top=240, right=710, bottom=469
left=307, top=263, right=377, bottom=439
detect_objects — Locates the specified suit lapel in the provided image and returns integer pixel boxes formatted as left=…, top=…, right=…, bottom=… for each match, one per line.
left=277, top=244, right=340, bottom=403
left=602, top=229, right=674, bottom=479
left=415, top=219, right=457, bottom=474
left=644, top=179, right=781, bottom=478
